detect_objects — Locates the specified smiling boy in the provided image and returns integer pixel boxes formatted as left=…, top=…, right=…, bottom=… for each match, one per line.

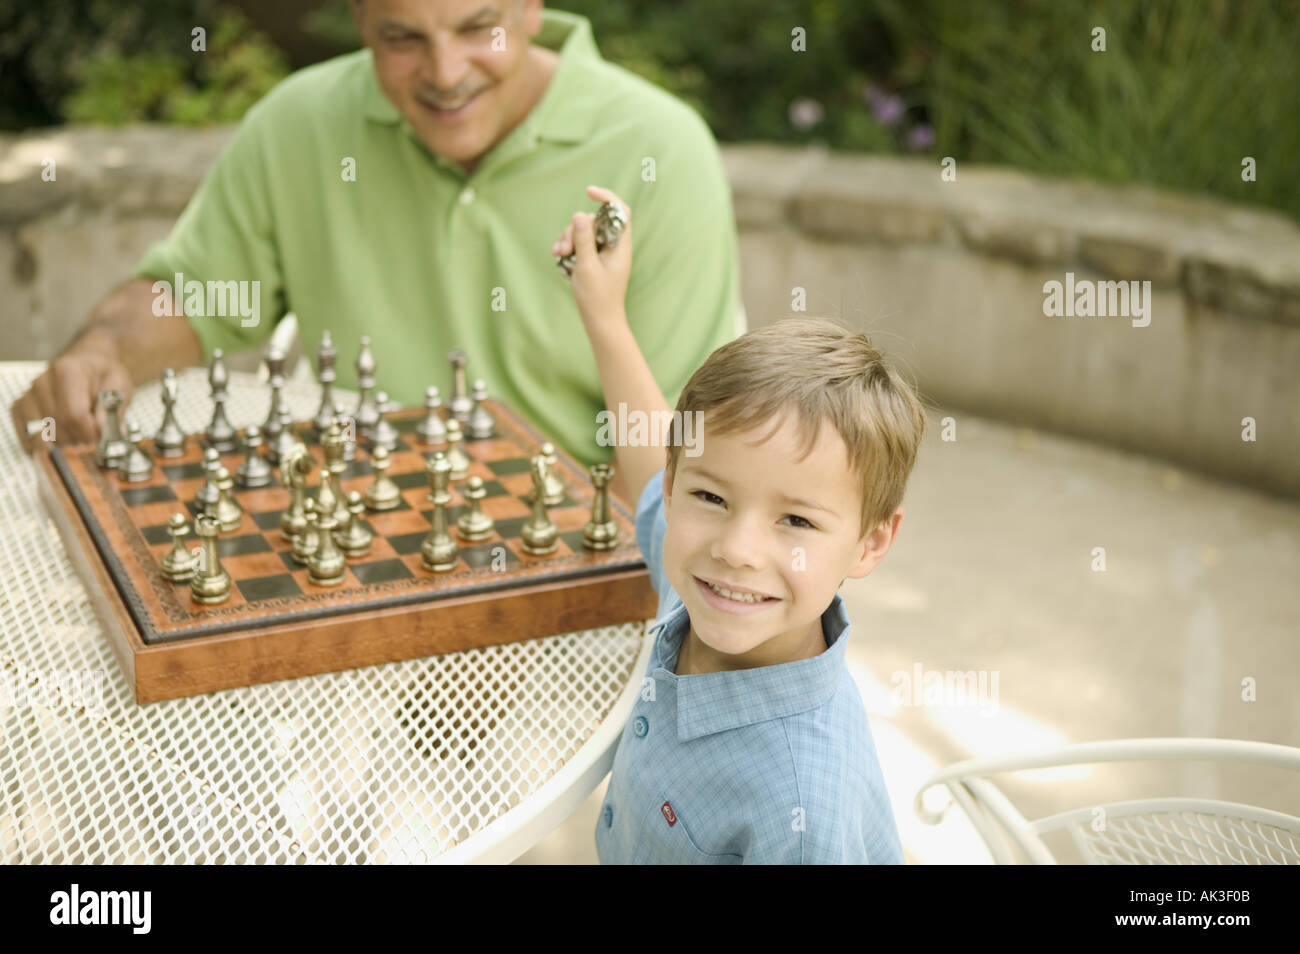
left=554, top=188, right=928, bottom=863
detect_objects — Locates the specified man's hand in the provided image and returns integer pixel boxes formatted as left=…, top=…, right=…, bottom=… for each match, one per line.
left=11, top=339, right=134, bottom=453
left=551, top=185, right=633, bottom=333
left=9, top=277, right=202, bottom=454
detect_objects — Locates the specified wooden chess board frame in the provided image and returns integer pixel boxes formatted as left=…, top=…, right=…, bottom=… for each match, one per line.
left=34, top=401, right=656, bottom=703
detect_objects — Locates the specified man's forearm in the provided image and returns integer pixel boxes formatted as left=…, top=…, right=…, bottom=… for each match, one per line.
left=586, top=315, right=673, bottom=508
left=71, top=278, right=203, bottom=383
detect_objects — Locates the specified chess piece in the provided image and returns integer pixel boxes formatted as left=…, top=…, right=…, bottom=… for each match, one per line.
left=467, top=379, right=494, bottom=439
left=308, top=469, right=346, bottom=586
left=278, top=442, right=312, bottom=541
left=583, top=462, right=619, bottom=550
left=94, top=390, right=129, bottom=469
left=336, top=490, right=373, bottom=558
left=421, top=452, right=458, bottom=571
left=262, top=347, right=289, bottom=463
left=447, top=348, right=473, bottom=424
left=154, top=368, right=187, bottom=458
left=204, top=348, right=237, bottom=452
left=354, top=335, right=380, bottom=438
left=160, top=512, right=196, bottom=582
left=315, top=460, right=340, bottom=533
left=456, top=476, right=495, bottom=541
left=520, top=454, right=558, bottom=555
left=117, top=419, right=154, bottom=483
left=557, top=200, right=627, bottom=277
left=292, top=498, right=320, bottom=564
left=332, top=403, right=356, bottom=462
left=270, top=407, right=298, bottom=467
left=444, top=419, right=471, bottom=479
left=190, top=514, right=232, bottom=604
left=195, top=447, right=222, bottom=511
left=210, top=465, right=244, bottom=531
left=363, top=444, right=402, bottom=511
left=321, top=418, right=351, bottom=527
left=415, top=386, right=447, bottom=445
left=235, top=425, right=272, bottom=488
left=539, top=442, right=565, bottom=506
left=312, top=330, right=339, bottom=438
left=369, top=390, right=400, bottom=454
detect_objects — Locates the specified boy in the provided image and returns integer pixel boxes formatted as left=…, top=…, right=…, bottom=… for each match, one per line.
left=553, top=187, right=927, bottom=863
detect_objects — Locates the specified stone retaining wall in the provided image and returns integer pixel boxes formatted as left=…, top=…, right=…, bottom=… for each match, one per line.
left=3, top=126, right=1298, bottom=496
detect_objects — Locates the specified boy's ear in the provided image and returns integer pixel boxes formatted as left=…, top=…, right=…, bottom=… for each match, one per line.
left=662, top=464, right=674, bottom=516
left=845, top=506, right=904, bottom=580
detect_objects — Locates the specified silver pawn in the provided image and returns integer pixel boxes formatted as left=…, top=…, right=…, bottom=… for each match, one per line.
left=270, top=407, right=298, bottom=467
left=195, top=447, right=222, bottom=510
left=117, top=418, right=154, bottom=483
left=415, top=386, right=447, bottom=445
left=235, top=425, right=272, bottom=488
left=369, top=390, right=400, bottom=454
left=467, top=379, right=495, bottom=439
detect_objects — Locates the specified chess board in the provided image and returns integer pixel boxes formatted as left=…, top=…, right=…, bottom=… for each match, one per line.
left=34, top=400, right=656, bottom=703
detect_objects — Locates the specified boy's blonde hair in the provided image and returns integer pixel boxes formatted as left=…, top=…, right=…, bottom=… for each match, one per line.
left=667, top=317, right=928, bottom=539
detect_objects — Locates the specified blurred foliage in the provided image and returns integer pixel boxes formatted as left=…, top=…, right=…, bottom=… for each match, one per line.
left=2, top=0, right=1297, bottom=219
left=0, top=1, right=287, bottom=126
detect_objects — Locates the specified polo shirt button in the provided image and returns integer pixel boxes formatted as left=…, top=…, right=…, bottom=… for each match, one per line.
left=459, top=187, right=475, bottom=204
left=603, top=805, right=613, bottom=828
left=633, top=716, right=648, bottom=737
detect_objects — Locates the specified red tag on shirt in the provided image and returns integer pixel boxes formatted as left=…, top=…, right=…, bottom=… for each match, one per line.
left=661, top=801, right=677, bottom=827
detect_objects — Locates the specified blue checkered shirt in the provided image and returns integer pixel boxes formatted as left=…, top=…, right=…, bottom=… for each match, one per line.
left=594, top=470, right=906, bottom=864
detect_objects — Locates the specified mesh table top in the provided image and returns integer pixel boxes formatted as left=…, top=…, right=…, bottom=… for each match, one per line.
left=1, top=362, right=649, bottom=863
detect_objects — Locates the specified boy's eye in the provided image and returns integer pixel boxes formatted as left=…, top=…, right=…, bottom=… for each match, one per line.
left=783, top=514, right=816, bottom=530
left=691, top=490, right=724, bottom=506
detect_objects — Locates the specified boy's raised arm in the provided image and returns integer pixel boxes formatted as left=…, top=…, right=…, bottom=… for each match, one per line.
left=554, top=186, right=672, bottom=505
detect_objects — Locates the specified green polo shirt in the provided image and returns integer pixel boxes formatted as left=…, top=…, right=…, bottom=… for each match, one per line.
left=131, top=9, right=741, bottom=470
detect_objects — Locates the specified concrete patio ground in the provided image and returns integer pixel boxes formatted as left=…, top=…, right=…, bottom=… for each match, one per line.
left=514, top=406, right=1300, bottom=864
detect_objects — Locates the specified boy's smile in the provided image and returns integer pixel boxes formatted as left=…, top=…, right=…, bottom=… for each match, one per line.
left=662, top=411, right=902, bottom=674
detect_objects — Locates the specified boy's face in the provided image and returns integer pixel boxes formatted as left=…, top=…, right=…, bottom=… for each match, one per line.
left=662, top=412, right=902, bottom=670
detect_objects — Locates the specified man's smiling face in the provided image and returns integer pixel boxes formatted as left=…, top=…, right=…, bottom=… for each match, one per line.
left=352, top=0, right=543, bottom=172
left=662, top=411, right=901, bottom=671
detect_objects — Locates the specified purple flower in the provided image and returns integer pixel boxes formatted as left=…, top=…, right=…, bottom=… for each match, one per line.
left=788, top=97, right=824, bottom=131
left=864, top=83, right=883, bottom=106
left=906, top=123, right=935, bottom=151
left=871, top=93, right=905, bottom=127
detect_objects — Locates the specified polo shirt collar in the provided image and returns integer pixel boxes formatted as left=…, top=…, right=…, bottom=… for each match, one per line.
left=649, top=593, right=853, bottom=742
left=362, top=9, right=602, bottom=146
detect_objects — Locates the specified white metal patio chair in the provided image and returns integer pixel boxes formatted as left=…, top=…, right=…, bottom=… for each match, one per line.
left=913, top=737, right=1300, bottom=864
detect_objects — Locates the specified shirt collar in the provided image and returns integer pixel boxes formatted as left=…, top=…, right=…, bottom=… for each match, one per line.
left=362, top=9, right=602, bottom=146
left=649, top=593, right=854, bottom=742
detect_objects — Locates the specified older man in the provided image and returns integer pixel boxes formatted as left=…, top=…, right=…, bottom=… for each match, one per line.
left=12, top=0, right=741, bottom=502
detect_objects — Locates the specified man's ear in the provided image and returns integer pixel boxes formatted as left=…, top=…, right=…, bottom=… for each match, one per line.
left=845, top=506, right=904, bottom=580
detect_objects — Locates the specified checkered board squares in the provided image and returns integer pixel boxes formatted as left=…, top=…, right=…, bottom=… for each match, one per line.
left=49, top=400, right=645, bottom=645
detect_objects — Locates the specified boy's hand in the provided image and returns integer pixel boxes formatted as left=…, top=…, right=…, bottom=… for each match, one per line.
left=552, top=185, right=633, bottom=334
